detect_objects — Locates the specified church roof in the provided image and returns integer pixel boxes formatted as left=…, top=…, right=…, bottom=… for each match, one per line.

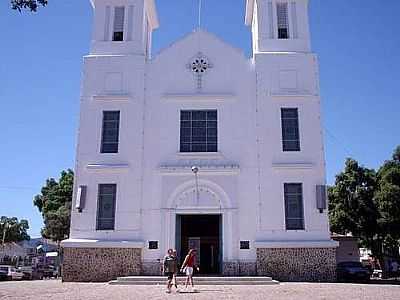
left=153, top=29, right=246, bottom=60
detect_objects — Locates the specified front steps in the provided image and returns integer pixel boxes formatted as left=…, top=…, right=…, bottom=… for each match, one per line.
left=110, top=276, right=279, bottom=285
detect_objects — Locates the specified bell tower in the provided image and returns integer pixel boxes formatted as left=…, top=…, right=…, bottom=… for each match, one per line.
left=90, top=0, right=159, bottom=57
left=245, top=0, right=311, bottom=53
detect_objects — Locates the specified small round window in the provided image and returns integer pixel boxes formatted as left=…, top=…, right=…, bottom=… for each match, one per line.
left=191, top=57, right=209, bottom=74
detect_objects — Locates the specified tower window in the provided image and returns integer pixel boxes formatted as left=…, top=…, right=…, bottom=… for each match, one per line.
left=97, top=184, right=117, bottom=231
left=284, top=183, right=304, bottom=230
left=101, top=111, right=120, bottom=153
left=281, top=108, right=300, bottom=152
left=113, top=6, right=125, bottom=41
left=277, top=2, right=289, bottom=39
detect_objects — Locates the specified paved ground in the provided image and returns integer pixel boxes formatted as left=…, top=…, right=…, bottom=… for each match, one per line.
left=1, top=280, right=400, bottom=300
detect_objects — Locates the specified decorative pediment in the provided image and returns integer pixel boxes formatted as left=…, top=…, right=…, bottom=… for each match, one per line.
left=175, top=185, right=222, bottom=209
left=159, top=153, right=239, bottom=175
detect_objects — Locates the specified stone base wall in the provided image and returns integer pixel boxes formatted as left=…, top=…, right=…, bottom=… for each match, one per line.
left=142, top=261, right=163, bottom=275
left=222, top=261, right=257, bottom=276
left=62, top=248, right=142, bottom=282
left=257, top=248, right=336, bottom=282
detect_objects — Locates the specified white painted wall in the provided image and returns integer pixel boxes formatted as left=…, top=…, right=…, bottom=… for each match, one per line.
left=64, top=0, right=336, bottom=264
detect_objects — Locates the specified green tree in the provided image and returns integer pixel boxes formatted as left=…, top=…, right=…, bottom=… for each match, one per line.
left=0, top=216, right=30, bottom=244
left=328, top=158, right=379, bottom=253
left=11, top=0, right=47, bottom=12
left=34, top=169, right=73, bottom=243
left=375, top=146, right=400, bottom=253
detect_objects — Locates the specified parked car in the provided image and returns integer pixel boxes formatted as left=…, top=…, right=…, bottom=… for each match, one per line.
left=0, top=267, right=8, bottom=281
left=18, top=266, right=33, bottom=280
left=337, top=261, right=371, bottom=282
left=0, top=265, right=24, bottom=281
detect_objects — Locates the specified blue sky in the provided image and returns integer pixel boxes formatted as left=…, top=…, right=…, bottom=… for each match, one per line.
left=0, top=0, right=399, bottom=237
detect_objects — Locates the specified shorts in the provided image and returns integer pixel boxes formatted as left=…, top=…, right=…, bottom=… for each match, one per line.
left=185, top=267, right=194, bottom=276
left=165, top=272, right=174, bottom=280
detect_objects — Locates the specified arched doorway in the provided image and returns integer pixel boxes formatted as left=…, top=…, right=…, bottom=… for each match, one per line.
left=164, top=179, right=234, bottom=275
left=176, top=214, right=222, bottom=274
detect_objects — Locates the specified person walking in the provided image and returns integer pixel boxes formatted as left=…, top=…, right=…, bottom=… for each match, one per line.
left=180, top=249, right=199, bottom=291
left=172, top=249, right=179, bottom=289
left=163, top=249, right=178, bottom=294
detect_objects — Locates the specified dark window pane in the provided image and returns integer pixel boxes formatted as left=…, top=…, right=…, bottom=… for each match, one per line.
left=180, top=110, right=218, bottom=153
left=284, top=183, right=304, bottom=230
left=281, top=108, right=300, bottom=152
left=180, top=143, right=191, bottom=153
left=207, top=136, right=218, bottom=143
left=97, top=184, right=117, bottom=231
left=192, top=127, right=206, bottom=136
left=112, top=7, right=125, bottom=41
left=192, top=111, right=207, bottom=120
left=207, top=128, right=218, bottom=137
left=207, top=111, right=217, bottom=120
left=181, top=121, right=191, bottom=128
left=181, top=111, right=191, bottom=120
left=207, top=144, right=218, bottom=152
left=192, top=135, right=207, bottom=142
left=101, top=143, right=118, bottom=154
left=101, top=111, right=120, bottom=154
left=278, top=28, right=289, bottom=39
left=192, top=143, right=207, bottom=152
left=113, top=32, right=123, bottom=41
left=240, top=241, right=250, bottom=250
left=103, top=111, right=120, bottom=121
left=148, top=241, right=158, bottom=250
left=181, top=127, right=191, bottom=136
left=283, top=141, right=300, bottom=152
left=180, top=136, right=191, bottom=143
left=192, top=121, right=206, bottom=128
left=207, top=121, right=217, bottom=128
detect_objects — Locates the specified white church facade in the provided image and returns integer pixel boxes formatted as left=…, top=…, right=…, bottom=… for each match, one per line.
left=61, top=0, right=338, bottom=282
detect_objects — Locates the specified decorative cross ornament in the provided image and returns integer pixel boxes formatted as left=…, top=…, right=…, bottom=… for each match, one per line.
left=187, top=52, right=213, bottom=91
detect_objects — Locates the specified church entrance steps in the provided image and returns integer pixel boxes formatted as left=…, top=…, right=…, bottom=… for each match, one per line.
left=109, top=276, right=279, bottom=285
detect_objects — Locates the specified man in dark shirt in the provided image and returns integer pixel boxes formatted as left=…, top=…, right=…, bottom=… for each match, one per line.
left=163, top=249, right=177, bottom=293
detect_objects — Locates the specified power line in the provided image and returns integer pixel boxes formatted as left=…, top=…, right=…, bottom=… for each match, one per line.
left=324, top=126, right=356, bottom=158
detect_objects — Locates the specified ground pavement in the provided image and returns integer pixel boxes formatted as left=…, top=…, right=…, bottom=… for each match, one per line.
left=1, top=280, right=400, bottom=300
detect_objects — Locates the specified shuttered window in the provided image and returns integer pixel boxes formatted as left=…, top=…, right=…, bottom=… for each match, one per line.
left=277, top=2, right=289, bottom=39
left=101, top=111, right=120, bottom=153
left=284, top=183, right=304, bottom=230
left=281, top=108, right=300, bottom=152
left=97, top=184, right=117, bottom=231
left=113, top=6, right=125, bottom=41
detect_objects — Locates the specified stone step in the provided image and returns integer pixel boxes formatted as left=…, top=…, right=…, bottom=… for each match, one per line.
left=110, top=276, right=279, bottom=286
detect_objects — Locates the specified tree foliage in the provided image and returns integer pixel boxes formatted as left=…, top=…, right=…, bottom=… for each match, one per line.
left=0, top=216, right=30, bottom=244
left=329, top=145, right=400, bottom=259
left=375, top=147, right=400, bottom=251
left=33, top=169, right=73, bottom=242
left=11, top=0, right=47, bottom=12
left=328, top=158, right=378, bottom=244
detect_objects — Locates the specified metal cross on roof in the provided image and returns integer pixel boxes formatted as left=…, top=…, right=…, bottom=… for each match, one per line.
left=187, top=52, right=213, bottom=91
left=198, top=0, right=203, bottom=29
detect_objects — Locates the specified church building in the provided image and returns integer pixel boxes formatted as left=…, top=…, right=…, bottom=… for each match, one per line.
left=61, top=0, right=338, bottom=282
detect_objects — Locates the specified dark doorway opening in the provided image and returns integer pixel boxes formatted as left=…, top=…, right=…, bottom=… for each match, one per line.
left=176, top=214, right=222, bottom=275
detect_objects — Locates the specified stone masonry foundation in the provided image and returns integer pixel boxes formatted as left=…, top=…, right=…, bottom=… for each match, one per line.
left=62, top=248, right=142, bottom=282
left=257, top=247, right=337, bottom=282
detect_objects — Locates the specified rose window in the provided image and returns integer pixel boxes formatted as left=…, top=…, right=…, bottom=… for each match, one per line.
left=191, top=57, right=209, bottom=74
